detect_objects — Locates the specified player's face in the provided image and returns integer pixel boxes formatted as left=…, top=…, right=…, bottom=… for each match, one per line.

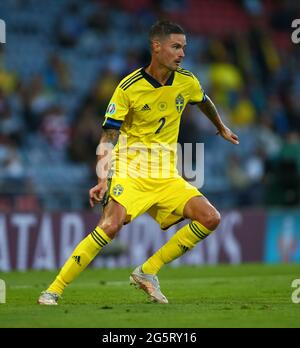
left=154, top=34, right=186, bottom=71
left=157, top=34, right=186, bottom=71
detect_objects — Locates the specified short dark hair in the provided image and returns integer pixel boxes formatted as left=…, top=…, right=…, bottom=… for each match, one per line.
left=149, top=20, right=185, bottom=42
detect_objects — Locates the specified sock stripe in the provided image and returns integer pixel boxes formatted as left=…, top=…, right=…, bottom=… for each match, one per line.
left=93, top=229, right=108, bottom=245
left=91, top=231, right=106, bottom=247
left=189, top=223, right=207, bottom=240
left=92, top=230, right=107, bottom=246
left=91, top=232, right=105, bottom=247
left=192, top=224, right=208, bottom=239
left=189, top=223, right=204, bottom=239
left=192, top=221, right=212, bottom=235
left=191, top=222, right=208, bottom=239
left=95, top=226, right=111, bottom=242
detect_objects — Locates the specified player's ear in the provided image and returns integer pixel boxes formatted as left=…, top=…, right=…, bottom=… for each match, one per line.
left=152, top=39, right=161, bottom=53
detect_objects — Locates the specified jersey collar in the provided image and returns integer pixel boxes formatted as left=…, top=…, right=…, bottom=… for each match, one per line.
left=141, top=67, right=175, bottom=88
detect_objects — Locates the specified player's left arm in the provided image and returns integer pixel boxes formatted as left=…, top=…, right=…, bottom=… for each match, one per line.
left=196, top=95, right=239, bottom=145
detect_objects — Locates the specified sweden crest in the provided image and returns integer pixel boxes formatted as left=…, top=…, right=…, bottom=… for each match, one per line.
left=113, top=184, right=123, bottom=196
left=175, top=94, right=184, bottom=113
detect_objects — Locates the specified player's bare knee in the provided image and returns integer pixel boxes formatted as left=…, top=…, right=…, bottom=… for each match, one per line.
left=196, top=209, right=221, bottom=231
left=206, top=209, right=221, bottom=231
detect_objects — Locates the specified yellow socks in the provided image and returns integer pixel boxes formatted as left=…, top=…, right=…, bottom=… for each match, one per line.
left=142, top=221, right=213, bottom=275
left=47, top=226, right=111, bottom=295
left=47, top=222, right=213, bottom=294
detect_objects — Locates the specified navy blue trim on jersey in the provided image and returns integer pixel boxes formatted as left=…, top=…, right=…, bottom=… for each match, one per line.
left=189, top=93, right=207, bottom=104
left=120, top=69, right=143, bottom=89
left=102, top=117, right=123, bottom=130
left=122, top=75, right=144, bottom=90
left=120, top=71, right=143, bottom=91
left=176, top=68, right=193, bottom=78
left=141, top=67, right=175, bottom=88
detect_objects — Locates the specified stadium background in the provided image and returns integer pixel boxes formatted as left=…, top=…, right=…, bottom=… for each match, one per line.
left=0, top=0, right=300, bottom=271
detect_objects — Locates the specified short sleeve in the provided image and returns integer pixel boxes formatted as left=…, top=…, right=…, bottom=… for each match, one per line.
left=189, top=75, right=207, bottom=104
left=102, top=87, right=129, bottom=130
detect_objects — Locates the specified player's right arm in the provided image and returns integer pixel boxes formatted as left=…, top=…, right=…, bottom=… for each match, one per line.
left=89, top=129, right=119, bottom=207
left=189, top=73, right=239, bottom=145
left=197, top=95, right=239, bottom=145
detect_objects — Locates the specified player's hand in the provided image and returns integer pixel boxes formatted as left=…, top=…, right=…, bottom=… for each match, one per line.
left=216, top=126, right=239, bottom=145
left=89, top=180, right=107, bottom=207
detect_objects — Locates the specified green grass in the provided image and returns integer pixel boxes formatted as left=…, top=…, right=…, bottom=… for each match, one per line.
left=0, top=264, right=299, bottom=328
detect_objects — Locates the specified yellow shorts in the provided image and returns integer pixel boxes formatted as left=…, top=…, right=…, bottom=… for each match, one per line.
left=109, top=176, right=202, bottom=230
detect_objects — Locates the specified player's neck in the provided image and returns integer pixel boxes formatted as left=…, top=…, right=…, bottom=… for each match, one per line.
left=145, top=62, right=172, bottom=86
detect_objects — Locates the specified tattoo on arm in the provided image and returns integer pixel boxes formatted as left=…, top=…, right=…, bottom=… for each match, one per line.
left=101, top=128, right=120, bottom=146
left=197, top=95, right=218, bottom=119
left=96, top=128, right=120, bottom=181
left=197, top=95, right=225, bottom=131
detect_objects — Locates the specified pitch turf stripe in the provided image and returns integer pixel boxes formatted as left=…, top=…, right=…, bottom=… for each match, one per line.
left=91, top=231, right=106, bottom=247
left=191, top=223, right=208, bottom=239
left=120, top=71, right=142, bottom=89
left=122, top=75, right=144, bottom=90
left=189, top=223, right=206, bottom=240
left=93, top=229, right=108, bottom=245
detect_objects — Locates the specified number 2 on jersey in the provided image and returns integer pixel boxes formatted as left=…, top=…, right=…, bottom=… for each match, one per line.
left=155, top=117, right=166, bottom=134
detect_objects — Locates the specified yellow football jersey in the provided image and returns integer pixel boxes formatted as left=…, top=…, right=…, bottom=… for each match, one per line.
left=102, top=67, right=206, bottom=178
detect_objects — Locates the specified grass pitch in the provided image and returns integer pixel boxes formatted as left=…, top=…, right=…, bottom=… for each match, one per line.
left=0, top=264, right=299, bottom=328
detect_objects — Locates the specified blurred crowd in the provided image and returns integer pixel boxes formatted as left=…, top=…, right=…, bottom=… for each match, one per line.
left=0, top=0, right=300, bottom=211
